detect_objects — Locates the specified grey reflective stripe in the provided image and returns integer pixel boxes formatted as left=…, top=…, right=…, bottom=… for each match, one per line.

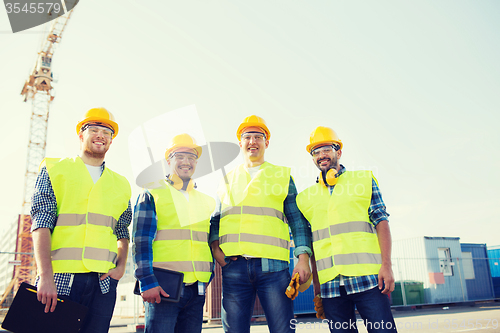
left=219, top=234, right=239, bottom=244
left=56, top=213, right=117, bottom=230
left=153, top=261, right=211, bottom=272
left=56, top=214, right=86, bottom=227
left=194, top=261, right=212, bottom=272
left=334, top=253, right=382, bottom=265
left=316, top=257, right=333, bottom=271
left=331, top=221, right=375, bottom=236
left=192, top=231, right=208, bottom=243
left=312, top=222, right=376, bottom=242
left=221, top=206, right=285, bottom=222
left=312, top=228, right=330, bottom=242
left=52, top=247, right=117, bottom=264
left=155, top=230, right=208, bottom=242
left=221, top=206, right=240, bottom=218
left=220, top=233, right=288, bottom=250
left=88, top=212, right=118, bottom=230
left=52, top=247, right=82, bottom=261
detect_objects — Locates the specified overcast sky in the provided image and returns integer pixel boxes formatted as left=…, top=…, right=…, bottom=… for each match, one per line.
left=1, top=1, right=499, bottom=249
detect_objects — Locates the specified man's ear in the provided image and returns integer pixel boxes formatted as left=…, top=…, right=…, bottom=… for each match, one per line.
left=265, top=140, right=269, bottom=149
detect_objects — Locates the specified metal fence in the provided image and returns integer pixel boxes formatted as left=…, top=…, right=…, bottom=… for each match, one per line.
left=1, top=253, right=499, bottom=324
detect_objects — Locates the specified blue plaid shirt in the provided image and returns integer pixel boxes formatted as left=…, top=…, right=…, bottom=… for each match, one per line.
left=209, top=173, right=312, bottom=272
left=320, top=165, right=389, bottom=298
left=30, top=163, right=132, bottom=296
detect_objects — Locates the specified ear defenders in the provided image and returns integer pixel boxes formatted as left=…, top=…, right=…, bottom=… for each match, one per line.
left=316, top=168, right=339, bottom=187
left=166, top=173, right=196, bottom=191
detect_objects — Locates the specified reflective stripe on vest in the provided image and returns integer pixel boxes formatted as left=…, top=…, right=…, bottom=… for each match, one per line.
left=297, top=170, right=382, bottom=284
left=221, top=206, right=285, bottom=223
left=155, top=229, right=208, bottom=243
left=52, top=247, right=117, bottom=265
left=153, top=261, right=213, bottom=273
left=219, top=233, right=289, bottom=250
left=218, top=163, right=291, bottom=261
left=150, top=184, right=215, bottom=283
left=46, top=157, right=131, bottom=274
left=56, top=213, right=118, bottom=234
left=316, top=253, right=382, bottom=271
left=312, top=221, right=376, bottom=242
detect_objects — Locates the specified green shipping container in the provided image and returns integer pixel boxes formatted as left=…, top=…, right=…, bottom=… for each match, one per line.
left=391, top=281, right=424, bottom=306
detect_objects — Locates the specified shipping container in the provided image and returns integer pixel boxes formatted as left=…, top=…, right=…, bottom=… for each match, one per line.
left=487, top=246, right=500, bottom=278
left=393, top=237, right=468, bottom=305
left=460, top=243, right=495, bottom=301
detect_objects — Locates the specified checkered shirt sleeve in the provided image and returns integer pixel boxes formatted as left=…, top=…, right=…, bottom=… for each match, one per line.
left=132, top=191, right=160, bottom=292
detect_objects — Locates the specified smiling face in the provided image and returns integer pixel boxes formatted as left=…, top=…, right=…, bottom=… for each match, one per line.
left=239, top=126, right=269, bottom=165
left=79, top=124, right=113, bottom=160
left=312, top=144, right=342, bottom=172
left=167, top=148, right=198, bottom=181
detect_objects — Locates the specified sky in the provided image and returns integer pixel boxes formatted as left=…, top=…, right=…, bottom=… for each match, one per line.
left=1, top=1, right=499, bottom=249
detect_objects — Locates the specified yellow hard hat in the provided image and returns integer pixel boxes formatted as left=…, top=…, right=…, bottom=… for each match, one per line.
left=236, top=115, right=271, bottom=140
left=76, top=107, right=119, bottom=138
left=165, top=133, right=202, bottom=160
left=306, top=126, right=343, bottom=153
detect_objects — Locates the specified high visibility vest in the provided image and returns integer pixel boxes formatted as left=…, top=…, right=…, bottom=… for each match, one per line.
left=149, top=182, right=215, bottom=284
left=46, top=157, right=131, bottom=273
left=297, top=170, right=382, bottom=284
left=218, top=162, right=291, bottom=262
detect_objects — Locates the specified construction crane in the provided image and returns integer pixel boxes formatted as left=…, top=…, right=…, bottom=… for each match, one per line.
left=0, top=5, right=76, bottom=307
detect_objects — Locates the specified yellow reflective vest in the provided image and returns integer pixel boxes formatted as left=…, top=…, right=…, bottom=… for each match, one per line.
left=218, top=162, right=291, bottom=262
left=297, top=170, right=382, bottom=284
left=149, top=182, right=215, bottom=283
left=46, top=157, right=131, bottom=273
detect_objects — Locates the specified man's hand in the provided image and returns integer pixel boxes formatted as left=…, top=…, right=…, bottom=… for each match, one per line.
left=211, top=240, right=237, bottom=267
left=292, top=253, right=311, bottom=284
left=378, top=264, right=395, bottom=294
left=100, top=265, right=126, bottom=281
left=37, top=275, right=58, bottom=313
left=141, top=286, right=169, bottom=304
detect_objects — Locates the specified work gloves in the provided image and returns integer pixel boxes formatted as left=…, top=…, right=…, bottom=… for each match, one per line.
left=313, top=295, right=326, bottom=319
left=285, top=272, right=301, bottom=300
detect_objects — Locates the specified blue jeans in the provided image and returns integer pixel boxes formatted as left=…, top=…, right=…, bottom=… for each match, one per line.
left=68, top=272, right=118, bottom=333
left=322, top=286, right=397, bottom=333
left=144, top=283, right=206, bottom=333
left=221, top=257, right=294, bottom=333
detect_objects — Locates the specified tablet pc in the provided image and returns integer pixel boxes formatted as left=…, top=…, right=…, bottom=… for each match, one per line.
left=2, top=282, right=88, bottom=333
left=134, top=267, right=184, bottom=303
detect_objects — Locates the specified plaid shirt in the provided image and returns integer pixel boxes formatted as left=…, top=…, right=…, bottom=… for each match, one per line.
left=320, top=165, right=389, bottom=298
left=209, top=173, right=312, bottom=272
left=30, top=163, right=132, bottom=296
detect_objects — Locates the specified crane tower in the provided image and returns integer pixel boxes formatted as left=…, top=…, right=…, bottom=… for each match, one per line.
left=0, top=6, right=76, bottom=307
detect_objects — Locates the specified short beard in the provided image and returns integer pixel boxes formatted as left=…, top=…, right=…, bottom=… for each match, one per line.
left=316, top=157, right=337, bottom=172
left=83, top=147, right=106, bottom=159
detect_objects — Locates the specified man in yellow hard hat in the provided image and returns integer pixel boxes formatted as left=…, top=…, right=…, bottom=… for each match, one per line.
left=30, top=107, right=132, bottom=332
left=133, top=133, right=215, bottom=333
left=209, top=115, right=312, bottom=333
left=296, top=126, right=397, bottom=333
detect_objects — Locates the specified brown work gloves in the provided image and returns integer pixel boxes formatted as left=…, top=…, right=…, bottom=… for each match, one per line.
left=313, top=295, right=326, bottom=319
left=285, top=272, right=300, bottom=300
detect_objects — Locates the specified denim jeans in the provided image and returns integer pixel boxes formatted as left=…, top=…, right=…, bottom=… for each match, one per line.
left=322, top=286, right=397, bottom=333
left=221, top=257, right=294, bottom=333
left=68, top=272, right=118, bottom=333
left=144, top=283, right=206, bottom=333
